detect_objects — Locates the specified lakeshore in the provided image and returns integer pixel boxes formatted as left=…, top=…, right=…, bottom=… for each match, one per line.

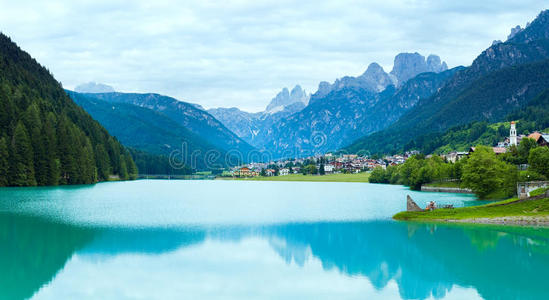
left=394, top=188, right=549, bottom=226
left=216, top=172, right=371, bottom=183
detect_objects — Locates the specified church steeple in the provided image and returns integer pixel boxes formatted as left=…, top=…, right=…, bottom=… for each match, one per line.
left=510, top=121, right=517, bottom=146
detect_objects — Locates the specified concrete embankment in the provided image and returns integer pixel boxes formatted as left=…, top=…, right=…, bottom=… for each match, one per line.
left=421, top=186, right=472, bottom=194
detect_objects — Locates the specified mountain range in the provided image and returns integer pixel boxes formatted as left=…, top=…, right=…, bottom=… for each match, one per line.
left=209, top=52, right=450, bottom=158
left=347, top=9, right=549, bottom=155
left=68, top=9, right=549, bottom=166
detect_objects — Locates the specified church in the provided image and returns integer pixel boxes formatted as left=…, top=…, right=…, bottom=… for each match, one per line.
left=497, top=121, right=549, bottom=148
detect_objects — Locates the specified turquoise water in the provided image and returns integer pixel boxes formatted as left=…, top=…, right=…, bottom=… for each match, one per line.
left=0, top=180, right=547, bottom=299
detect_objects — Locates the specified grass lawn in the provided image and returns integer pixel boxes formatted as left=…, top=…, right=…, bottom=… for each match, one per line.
left=217, top=172, right=370, bottom=183
left=394, top=188, right=549, bottom=221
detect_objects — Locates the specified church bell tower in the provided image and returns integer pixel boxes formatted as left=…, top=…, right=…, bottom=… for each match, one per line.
left=510, top=121, right=517, bottom=146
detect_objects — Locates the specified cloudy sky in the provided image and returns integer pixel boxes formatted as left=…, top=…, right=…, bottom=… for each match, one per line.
left=0, top=1, right=546, bottom=112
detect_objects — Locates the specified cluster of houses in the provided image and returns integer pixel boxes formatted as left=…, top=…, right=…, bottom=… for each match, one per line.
left=226, top=122, right=549, bottom=178
left=228, top=152, right=418, bottom=177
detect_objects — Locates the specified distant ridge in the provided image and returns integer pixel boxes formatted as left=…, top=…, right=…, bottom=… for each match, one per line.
left=75, top=82, right=115, bottom=93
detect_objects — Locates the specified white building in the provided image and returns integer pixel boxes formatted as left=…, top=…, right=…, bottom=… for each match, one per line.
left=279, top=168, right=290, bottom=176
left=510, top=121, right=517, bottom=146
left=324, top=164, right=335, bottom=173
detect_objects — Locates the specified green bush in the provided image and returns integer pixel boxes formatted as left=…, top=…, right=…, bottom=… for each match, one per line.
left=529, top=147, right=549, bottom=178
left=461, top=146, right=517, bottom=199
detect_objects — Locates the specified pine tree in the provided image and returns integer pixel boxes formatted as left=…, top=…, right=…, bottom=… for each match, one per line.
left=43, top=112, right=60, bottom=185
left=94, top=143, right=111, bottom=180
left=107, top=137, right=121, bottom=175
left=10, top=121, right=36, bottom=186
left=125, top=151, right=138, bottom=180
left=81, top=137, right=97, bottom=183
left=0, top=137, right=9, bottom=186
left=119, top=154, right=128, bottom=180
left=23, top=103, right=49, bottom=185
left=56, top=117, right=77, bottom=184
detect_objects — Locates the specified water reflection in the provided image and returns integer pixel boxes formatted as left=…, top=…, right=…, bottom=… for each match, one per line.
left=0, top=213, right=94, bottom=300
left=1, top=212, right=548, bottom=299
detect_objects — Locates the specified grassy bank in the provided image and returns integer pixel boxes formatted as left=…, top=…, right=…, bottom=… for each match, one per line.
left=217, top=172, right=370, bottom=183
left=394, top=188, right=549, bottom=224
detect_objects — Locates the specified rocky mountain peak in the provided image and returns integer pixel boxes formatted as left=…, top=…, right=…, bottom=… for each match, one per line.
left=507, top=10, right=549, bottom=44
left=290, top=85, right=308, bottom=104
left=265, top=85, right=309, bottom=113
left=363, top=62, right=384, bottom=75
left=426, top=55, right=448, bottom=73
left=316, top=81, right=332, bottom=97
left=507, top=25, right=523, bottom=40
left=390, top=52, right=448, bottom=85
left=358, top=62, right=395, bottom=92
left=75, top=82, right=115, bottom=93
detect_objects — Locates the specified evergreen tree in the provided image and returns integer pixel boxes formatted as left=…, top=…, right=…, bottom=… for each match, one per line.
left=95, top=144, right=111, bottom=180
left=43, top=112, right=59, bottom=185
left=107, top=137, right=121, bottom=176
left=124, top=152, right=138, bottom=180
left=0, top=137, right=9, bottom=186
left=57, top=118, right=79, bottom=184
left=23, top=103, right=49, bottom=185
left=10, top=121, right=36, bottom=186
left=119, top=154, right=128, bottom=180
left=80, top=137, right=97, bottom=183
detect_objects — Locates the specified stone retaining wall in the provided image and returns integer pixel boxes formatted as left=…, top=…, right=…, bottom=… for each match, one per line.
left=517, top=181, right=549, bottom=199
left=421, top=186, right=473, bottom=194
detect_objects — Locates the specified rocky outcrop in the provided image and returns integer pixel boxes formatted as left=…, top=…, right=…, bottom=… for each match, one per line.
left=507, top=10, right=549, bottom=44
left=507, top=25, right=523, bottom=40
left=208, top=85, right=309, bottom=147
left=407, top=195, right=423, bottom=212
left=265, top=85, right=309, bottom=113
left=390, top=53, right=448, bottom=85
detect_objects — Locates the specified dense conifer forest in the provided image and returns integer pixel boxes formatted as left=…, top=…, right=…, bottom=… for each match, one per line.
left=0, top=33, right=137, bottom=186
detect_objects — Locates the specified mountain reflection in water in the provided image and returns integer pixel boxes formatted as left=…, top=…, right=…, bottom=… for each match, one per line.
left=2, top=212, right=548, bottom=300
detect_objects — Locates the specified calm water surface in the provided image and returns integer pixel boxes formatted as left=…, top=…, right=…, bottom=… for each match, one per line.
left=0, top=180, right=547, bottom=300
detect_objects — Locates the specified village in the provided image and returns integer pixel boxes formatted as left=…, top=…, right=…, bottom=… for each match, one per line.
left=225, top=121, right=549, bottom=178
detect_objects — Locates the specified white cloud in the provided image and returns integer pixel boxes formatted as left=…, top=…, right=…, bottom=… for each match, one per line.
left=0, top=0, right=546, bottom=112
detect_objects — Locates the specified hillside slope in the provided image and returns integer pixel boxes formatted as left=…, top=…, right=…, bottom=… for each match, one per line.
left=69, top=92, right=231, bottom=170
left=347, top=10, right=549, bottom=155
left=263, top=67, right=459, bottom=158
left=0, top=33, right=136, bottom=186
left=76, top=92, right=255, bottom=158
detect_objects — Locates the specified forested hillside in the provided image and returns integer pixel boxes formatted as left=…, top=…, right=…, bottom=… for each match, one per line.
left=389, top=88, right=549, bottom=155
left=0, top=33, right=136, bottom=186
left=74, top=92, right=255, bottom=158
left=69, top=91, right=231, bottom=171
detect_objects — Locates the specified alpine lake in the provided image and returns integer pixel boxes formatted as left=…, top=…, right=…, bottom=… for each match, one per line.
left=1, top=180, right=547, bottom=300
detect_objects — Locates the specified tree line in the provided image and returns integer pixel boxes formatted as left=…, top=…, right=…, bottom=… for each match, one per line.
left=370, top=139, right=549, bottom=199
